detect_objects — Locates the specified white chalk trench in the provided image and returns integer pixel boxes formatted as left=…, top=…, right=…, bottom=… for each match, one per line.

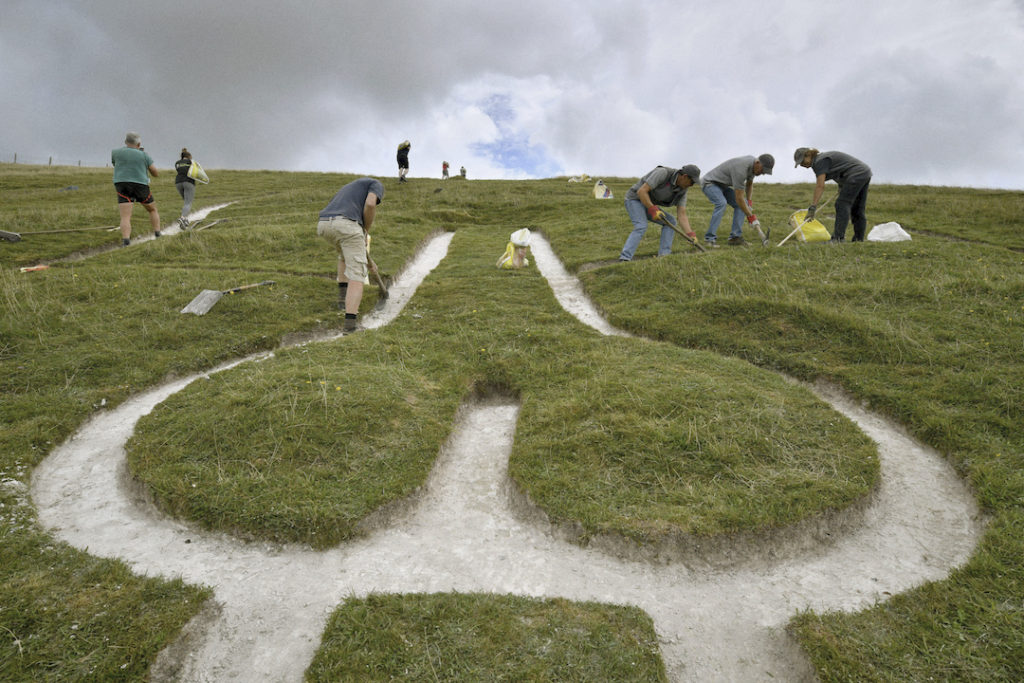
left=31, top=231, right=983, bottom=682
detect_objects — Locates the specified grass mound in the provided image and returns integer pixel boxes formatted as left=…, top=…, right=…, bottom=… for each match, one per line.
left=307, top=593, right=667, bottom=682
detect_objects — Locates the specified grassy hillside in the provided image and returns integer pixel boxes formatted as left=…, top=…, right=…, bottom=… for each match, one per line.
left=2, top=163, right=1022, bottom=680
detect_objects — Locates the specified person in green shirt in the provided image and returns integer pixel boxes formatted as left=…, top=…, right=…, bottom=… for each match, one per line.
left=111, top=132, right=162, bottom=246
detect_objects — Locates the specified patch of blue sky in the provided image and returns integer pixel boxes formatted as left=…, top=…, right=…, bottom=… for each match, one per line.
left=473, top=93, right=561, bottom=177
left=471, top=135, right=561, bottom=178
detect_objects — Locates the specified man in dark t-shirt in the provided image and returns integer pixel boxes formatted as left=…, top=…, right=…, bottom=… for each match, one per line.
left=795, top=148, right=872, bottom=242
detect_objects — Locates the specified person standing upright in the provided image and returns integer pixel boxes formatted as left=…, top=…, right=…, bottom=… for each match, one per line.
left=794, top=148, right=872, bottom=242
left=699, top=154, right=773, bottom=247
left=618, top=164, right=701, bottom=261
left=316, top=177, right=385, bottom=333
left=397, top=140, right=411, bottom=183
left=174, top=148, right=197, bottom=229
left=111, top=132, right=161, bottom=246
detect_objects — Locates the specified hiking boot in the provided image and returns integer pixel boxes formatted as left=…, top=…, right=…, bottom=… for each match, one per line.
left=154, top=231, right=161, bottom=238
left=343, top=317, right=360, bottom=334
left=728, top=236, right=747, bottom=246
left=122, top=238, right=130, bottom=247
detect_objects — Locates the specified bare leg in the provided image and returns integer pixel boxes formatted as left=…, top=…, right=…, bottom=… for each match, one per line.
left=143, top=202, right=161, bottom=234
left=345, top=281, right=364, bottom=315
left=119, top=202, right=134, bottom=239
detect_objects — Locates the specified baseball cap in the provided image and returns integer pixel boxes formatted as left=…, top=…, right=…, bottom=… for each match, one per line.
left=794, top=147, right=811, bottom=166
left=679, top=164, right=701, bottom=184
left=757, top=154, right=775, bottom=174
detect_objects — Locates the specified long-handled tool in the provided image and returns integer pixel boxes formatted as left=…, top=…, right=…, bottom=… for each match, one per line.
left=1, top=225, right=122, bottom=242
left=367, top=254, right=389, bottom=310
left=190, top=218, right=230, bottom=232
left=652, top=210, right=707, bottom=253
left=777, top=192, right=834, bottom=247
left=181, top=280, right=275, bottom=315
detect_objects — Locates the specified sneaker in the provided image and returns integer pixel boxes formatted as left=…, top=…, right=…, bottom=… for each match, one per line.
left=728, top=236, right=747, bottom=246
left=704, top=240, right=719, bottom=249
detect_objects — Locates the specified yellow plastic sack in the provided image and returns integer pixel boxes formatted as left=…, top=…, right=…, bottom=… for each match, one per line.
left=788, top=210, right=830, bottom=242
left=187, top=161, right=210, bottom=184
left=496, top=229, right=531, bottom=268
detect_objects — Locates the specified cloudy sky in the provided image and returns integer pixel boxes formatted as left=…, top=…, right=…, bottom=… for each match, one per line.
left=3, top=0, right=1024, bottom=188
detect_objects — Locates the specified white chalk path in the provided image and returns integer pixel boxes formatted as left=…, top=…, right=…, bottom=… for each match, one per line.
left=31, top=232, right=982, bottom=681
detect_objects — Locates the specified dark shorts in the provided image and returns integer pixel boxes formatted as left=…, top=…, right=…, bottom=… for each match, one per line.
left=115, top=182, right=154, bottom=204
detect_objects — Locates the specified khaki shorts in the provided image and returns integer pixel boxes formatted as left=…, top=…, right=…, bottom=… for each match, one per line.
left=317, top=216, right=369, bottom=284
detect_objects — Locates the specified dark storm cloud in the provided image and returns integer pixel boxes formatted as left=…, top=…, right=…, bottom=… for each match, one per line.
left=3, top=0, right=1023, bottom=187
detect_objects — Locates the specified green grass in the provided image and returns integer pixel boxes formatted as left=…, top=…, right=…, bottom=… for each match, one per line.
left=3, top=163, right=1023, bottom=680
left=128, top=223, right=875, bottom=548
left=307, top=593, right=667, bottom=682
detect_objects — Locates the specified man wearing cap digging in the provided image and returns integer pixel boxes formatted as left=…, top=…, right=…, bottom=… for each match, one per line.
left=794, top=148, right=872, bottom=242
left=699, top=153, right=774, bottom=246
left=618, top=164, right=701, bottom=261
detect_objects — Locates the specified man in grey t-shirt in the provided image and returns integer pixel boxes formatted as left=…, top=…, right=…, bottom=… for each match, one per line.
left=699, top=154, right=773, bottom=246
left=618, top=164, right=701, bottom=261
left=794, top=148, right=872, bottom=242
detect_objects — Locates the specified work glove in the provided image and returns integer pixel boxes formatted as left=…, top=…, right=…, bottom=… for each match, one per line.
left=806, top=205, right=817, bottom=220
left=746, top=213, right=758, bottom=224
left=647, top=205, right=667, bottom=222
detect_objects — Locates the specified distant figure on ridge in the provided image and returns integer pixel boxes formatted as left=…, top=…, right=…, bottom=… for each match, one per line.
left=397, top=140, right=411, bottom=183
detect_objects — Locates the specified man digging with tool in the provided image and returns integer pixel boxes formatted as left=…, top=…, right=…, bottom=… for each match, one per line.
left=794, top=147, right=872, bottom=243
left=317, top=177, right=384, bottom=333
left=618, top=164, right=701, bottom=261
left=699, top=154, right=773, bottom=247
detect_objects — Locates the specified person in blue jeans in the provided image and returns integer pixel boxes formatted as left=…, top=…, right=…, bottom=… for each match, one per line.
left=618, top=164, right=701, bottom=261
left=699, top=154, right=773, bottom=246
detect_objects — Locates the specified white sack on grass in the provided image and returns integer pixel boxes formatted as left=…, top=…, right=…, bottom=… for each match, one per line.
left=868, top=222, right=911, bottom=242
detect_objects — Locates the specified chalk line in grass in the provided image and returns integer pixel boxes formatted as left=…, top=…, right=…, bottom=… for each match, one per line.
left=30, top=231, right=983, bottom=682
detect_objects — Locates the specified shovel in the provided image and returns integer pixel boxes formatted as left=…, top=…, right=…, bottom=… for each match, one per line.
left=367, top=255, right=389, bottom=310
left=181, top=280, right=275, bottom=315
left=652, top=211, right=707, bottom=253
